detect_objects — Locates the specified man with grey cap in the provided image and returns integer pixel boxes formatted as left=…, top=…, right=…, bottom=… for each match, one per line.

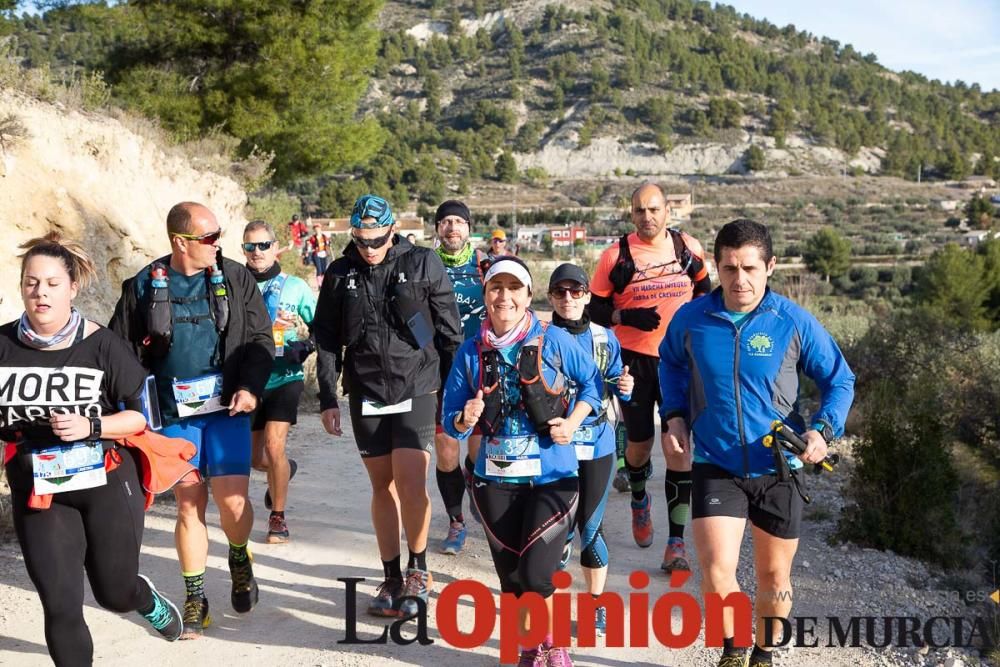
left=314, top=194, right=463, bottom=618
left=432, top=199, right=490, bottom=556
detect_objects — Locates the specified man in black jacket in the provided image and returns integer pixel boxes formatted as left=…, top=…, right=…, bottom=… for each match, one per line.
left=315, top=194, right=462, bottom=619
left=109, top=202, right=274, bottom=639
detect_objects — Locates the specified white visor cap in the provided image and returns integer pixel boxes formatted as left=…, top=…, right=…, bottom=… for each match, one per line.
left=483, top=258, right=532, bottom=292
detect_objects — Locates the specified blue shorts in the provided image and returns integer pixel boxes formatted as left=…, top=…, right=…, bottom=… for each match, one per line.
left=161, top=412, right=252, bottom=478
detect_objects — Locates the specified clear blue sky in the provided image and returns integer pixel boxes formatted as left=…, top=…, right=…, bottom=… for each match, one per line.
left=723, top=0, right=1000, bottom=92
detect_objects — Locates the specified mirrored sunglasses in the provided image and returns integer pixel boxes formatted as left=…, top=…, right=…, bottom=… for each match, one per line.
left=174, top=230, right=222, bottom=245
left=242, top=241, right=275, bottom=252
left=351, top=227, right=393, bottom=249
left=549, top=286, right=588, bottom=299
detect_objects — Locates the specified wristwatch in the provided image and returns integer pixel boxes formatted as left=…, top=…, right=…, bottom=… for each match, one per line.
left=811, top=419, right=834, bottom=444
left=88, top=416, right=102, bottom=441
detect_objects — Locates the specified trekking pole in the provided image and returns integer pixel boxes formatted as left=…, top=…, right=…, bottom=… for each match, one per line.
left=762, top=421, right=840, bottom=474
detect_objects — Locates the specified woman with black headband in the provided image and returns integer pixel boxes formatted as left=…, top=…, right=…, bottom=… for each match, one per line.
left=314, top=194, right=463, bottom=619
left=1, top=233, right=183, bottom=666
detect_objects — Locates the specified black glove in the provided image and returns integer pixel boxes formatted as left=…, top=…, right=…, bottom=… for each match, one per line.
left=619, top=307, right=661, bottom=331
left=283, top=339, right=316, bottom=364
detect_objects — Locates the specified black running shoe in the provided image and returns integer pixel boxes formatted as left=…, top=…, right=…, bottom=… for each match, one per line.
left=229, top=551, right=259, bottom=613
left=179, top=595, right=211, bottom=640
left=265, top=458, right=298, bottom=510
left=137, top=574, right=182, bottom=642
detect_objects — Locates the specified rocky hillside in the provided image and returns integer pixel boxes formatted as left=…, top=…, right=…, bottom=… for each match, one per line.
left=0, top=90, right=248, bottom=324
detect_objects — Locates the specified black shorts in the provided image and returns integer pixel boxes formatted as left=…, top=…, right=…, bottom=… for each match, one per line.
left=691, top=462, right=804, bottom=539
left=252, top=381, right=305, bottom=431
left=348, top=392, right=436, bottom=458
left=620, top=349, right=663, bottom=443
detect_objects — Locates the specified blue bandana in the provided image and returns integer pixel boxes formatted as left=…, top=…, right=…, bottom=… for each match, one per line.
left=350, top=194, right=394, bottom=229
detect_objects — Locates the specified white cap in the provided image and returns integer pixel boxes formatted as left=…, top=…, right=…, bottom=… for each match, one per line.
left=483, top=258, right=532, bottom=291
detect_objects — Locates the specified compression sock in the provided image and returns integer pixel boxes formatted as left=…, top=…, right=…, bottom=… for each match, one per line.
left=407, top=548, right=427, bottom=571
left=723, top=636, right=744, bottom=657
left=436, top=466, right=466, bottom=523
left=183, top=570, right=206, bottom=599
left=665, top=469, right=692, bottom=540
left=228, top=542, right=249, bottom=563
left=382, top=556, right=402, bottom=580
left=627, top=459, right=648, bottom=502
left=749, top=645, right=773, bottom=664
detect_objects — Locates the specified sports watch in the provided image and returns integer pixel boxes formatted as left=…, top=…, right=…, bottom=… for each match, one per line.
left=88, top=416, right=102, bottom=441
left=811, top=419, right=834, bottom=444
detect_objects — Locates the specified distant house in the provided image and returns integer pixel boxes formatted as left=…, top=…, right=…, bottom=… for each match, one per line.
left=515, top=225, right=548, bottom=250
left=310, top=215, right=425, bottom=241
left=936, top=199, right=962, bottom=211
left=665, top=193, right=694, bottom=221
left=962, top=230, right=998, bottom=247
left=550, top=226, right=587, bottom=247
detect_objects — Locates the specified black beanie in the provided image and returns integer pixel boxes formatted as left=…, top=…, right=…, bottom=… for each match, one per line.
left=435, top=200, right=471, bottom=224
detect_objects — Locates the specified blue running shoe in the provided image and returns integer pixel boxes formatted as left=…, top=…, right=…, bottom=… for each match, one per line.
left=440, top=520, right=467, bottom=555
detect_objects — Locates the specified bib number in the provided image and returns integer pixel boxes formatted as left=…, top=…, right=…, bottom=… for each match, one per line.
left=32, top=442, right=107, bottom=495
left=572, top=425, right=598, bottom=461
left=273, top=327, right=285, bottom=357
left=361, top=398, right=412, bottom=416
left=172, top=374, right=225, bottom=418
left=484, top=435, right=541, bottom=478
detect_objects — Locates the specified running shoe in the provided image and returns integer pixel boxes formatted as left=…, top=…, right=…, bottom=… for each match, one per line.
left=440, top=520, right=467, bottom=555
left=517, top=645, right=546, bottom=667
left=179, top=595, right=211, bottom=640
left=612, top=467, right=631, bottom=493
left=544, top=646, right=574, bottom=666
left=464, top=466, right=482, bottom=524
left=661, top=537, right=691, bottom=573
left=264, top=458, right=298, bottom=510
left=397, top=568, right=433, bottom=618
left=747, top=657, right=772, bottom=667
left=266, top=513, right=290, bottom=544
left=229, top=550, right=259, bottom=613
left=557, top=540, right=573, bottom=570
left=717, top=653, right=748, bottom=667
left=594, top=606, right=607, bottom=637
left=630, top=492, right=654, bottom=548
left=367, top=576, right=403, bottom=617
left=137, top=574, right=182, bottom=641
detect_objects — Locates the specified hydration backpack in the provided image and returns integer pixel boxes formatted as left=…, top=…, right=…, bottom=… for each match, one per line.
left=144, top=256, right=230, bottom=357
left=609, top=228, right=703, bottom=294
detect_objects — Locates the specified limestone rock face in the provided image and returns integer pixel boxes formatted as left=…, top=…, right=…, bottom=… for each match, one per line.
left=0, top=91, right=248, bottom=325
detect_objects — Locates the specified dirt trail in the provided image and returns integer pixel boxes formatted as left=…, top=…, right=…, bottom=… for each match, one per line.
left=0, top=415, right=990, bottom=666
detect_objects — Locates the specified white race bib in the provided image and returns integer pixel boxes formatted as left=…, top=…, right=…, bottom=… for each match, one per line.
left=172, top=374, right=225, bottom=417
left=484, top=435, right=541, bottom=478
left=361, top=398, right=412, bottom=416
left=572, top=425, right=598, bottom=461
left=32, top=442, right=107, bottom=495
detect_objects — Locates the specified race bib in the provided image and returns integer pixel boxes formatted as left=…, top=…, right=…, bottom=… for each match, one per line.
left=172, top=374, right=225, bottom=418
left=572, top=425, right=598, bottom=461
left=361, top=398, right=412, bottom=416
left=484, top=435, right=541, bottom=478
left=273, top=327, right=285, bottom=357
left=32, top=442, right=107, bottom=495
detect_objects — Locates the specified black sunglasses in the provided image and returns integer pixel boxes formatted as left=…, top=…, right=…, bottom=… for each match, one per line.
left=242, top=241, right=274, bottom=252
left=549, top=286, right=588, bottom=299
left=351, top=227, right=393, bottom=249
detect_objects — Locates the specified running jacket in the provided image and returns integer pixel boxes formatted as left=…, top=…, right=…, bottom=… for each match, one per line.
left=314, top=235, right=462, bottom=409
left=659, top=288, right=855, bottom=478
left=442, top=313, right=603, bottom=485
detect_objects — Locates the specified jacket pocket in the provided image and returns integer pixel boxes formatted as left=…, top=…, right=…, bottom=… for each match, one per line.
left=390, top=280, right=433, bottom=349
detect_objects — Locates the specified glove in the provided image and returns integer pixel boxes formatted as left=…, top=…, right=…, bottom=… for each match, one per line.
left=283, top=339, right=316, bottom=364
left=619, top=307, right=661, bottom=331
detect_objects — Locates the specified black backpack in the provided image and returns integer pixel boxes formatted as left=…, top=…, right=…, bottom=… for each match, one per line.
left=608, top=228, right=703, bottom=294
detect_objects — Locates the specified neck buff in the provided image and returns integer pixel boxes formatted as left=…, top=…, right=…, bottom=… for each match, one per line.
left=436, top=242, right=474, bottom=268
left=248, top=262, right=281, bottom=283
left=481, top=310, right=533, bottom=350
left=18, top=307, right=83, bottom=350
left=551, top=310, right=590, bottom=335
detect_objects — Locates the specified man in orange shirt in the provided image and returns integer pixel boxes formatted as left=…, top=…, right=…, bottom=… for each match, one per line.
left=589, top=183, right=711, bottom=573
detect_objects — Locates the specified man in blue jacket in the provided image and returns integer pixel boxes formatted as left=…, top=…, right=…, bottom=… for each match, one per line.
left=659, top=219, right=855, bottom=667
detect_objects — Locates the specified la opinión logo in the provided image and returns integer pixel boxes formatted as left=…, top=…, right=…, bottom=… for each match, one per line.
left=339, top=570, right=755, bottom=663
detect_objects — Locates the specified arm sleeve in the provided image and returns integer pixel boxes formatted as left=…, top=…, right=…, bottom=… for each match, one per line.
left=235, top=265, right=276, bottom=399
left=426, top=252, right=463, bottom=389
left=441, top=340, right=476, bottom=440
left=313, top=269, right=343, bottom=410
left=588, top=294, right=615, bottom=327
left=798, top=312, right=856, bottom=437
left=658, top=310, right=691, bottom=421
